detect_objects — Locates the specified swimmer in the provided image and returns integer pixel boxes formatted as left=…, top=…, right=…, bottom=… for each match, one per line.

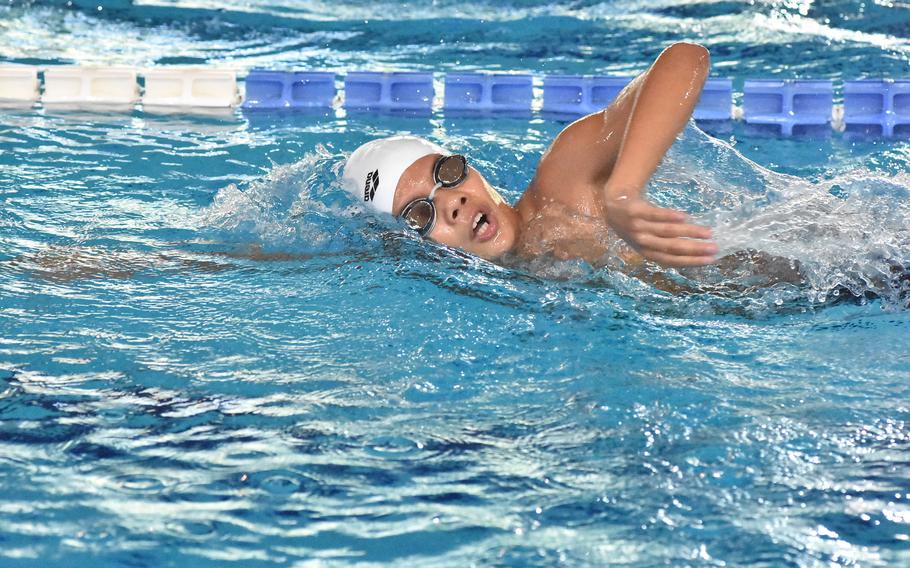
left=343, top=42, right=720, bottom=270
left=13, top=44, right=717, bottom=285
left=15, top=41, right=902, bottom=302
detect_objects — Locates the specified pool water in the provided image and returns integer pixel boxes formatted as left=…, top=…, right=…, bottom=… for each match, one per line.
left=2, top=1, right=910, bottom=566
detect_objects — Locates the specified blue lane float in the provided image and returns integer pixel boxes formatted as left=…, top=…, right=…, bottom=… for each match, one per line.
left=541, top=75, right=731, bottom=121
left=693, top=78, right=733, bottom=121
left=343, top=72, right=433, bottom=111
left=743, top=79, right=833, bottom=136
left=541, top=75, right=633, bottom=115
left=843, top=79, right=910, bottom=138
left=14, top=64, right=910, bottom=140
left=242, top=70, right=335, bottom=109
left=443, top=73, right=533, bottom=112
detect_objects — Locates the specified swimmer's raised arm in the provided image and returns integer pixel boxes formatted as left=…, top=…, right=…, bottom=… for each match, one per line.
left=604, top=42, right=717, bottom=267
left=605, top=43, right=710, bottom=193
left=528, top=42, right=717, bottom=267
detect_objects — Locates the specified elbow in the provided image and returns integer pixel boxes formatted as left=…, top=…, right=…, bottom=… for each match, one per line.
left=665, top=42, right=710, bottom=59
left=661, top=42, right=710, bottom=73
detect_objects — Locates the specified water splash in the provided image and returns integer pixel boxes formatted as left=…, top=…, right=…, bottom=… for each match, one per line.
left=199, top=145, right=376, bottom=256
left=659, top=127, right=910, bottom=308
left=199, top=128, right=910, bottom=310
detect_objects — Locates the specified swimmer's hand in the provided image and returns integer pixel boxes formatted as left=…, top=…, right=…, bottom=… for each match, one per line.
left=604, top=194, right=717, bottom=268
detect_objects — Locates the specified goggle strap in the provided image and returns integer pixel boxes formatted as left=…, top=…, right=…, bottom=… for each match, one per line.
left=428, top=182, right=442, bottom=201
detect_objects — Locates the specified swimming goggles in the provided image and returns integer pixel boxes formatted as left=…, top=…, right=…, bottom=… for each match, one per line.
left=398, top=154, right=468, bottom=237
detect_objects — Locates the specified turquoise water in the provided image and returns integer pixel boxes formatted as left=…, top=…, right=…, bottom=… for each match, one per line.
left=2, top=1, right=910, bottom=566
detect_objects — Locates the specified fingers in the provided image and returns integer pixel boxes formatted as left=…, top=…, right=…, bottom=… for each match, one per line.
left=634, top=226, right=718, bottom=268
left=640, top=250, right=717, bottom=268
left=628, top=200, right=688, bottom=223
left=609, top=197, right=718, bottom=268
left=610, top=197, right=704, bottom=230
left=637, top=233, right=718, bottom=256
left=634, top=219, right=713, bottom=239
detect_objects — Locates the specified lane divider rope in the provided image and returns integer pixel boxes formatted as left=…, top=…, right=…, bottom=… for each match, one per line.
left=0, top=65, right=907, bottom=137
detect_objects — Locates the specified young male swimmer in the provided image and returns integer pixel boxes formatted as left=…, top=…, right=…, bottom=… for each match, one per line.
left=343, top=42, right=719, bottom=269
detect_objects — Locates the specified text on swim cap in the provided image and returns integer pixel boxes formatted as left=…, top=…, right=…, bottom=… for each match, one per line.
left=364, top=170, right=379, bottom=202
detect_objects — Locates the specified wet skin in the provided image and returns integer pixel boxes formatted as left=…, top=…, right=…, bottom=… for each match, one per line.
left=394, top=42, right=720, bottom=269
left=392, top=154, right=528, bottom=260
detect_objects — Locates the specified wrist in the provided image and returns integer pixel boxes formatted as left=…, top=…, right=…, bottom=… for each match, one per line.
left=604, top=181, right=641, bottom=200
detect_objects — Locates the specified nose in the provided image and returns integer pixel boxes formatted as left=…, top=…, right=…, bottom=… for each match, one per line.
left=438, top=192, right=469, bottom=226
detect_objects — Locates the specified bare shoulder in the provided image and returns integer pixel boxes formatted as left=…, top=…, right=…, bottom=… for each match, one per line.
left=518, top=41, right=709, bottom=213
left=520, top=152, right=604, bottom=219
left=517, top=99, right=632, bottom=217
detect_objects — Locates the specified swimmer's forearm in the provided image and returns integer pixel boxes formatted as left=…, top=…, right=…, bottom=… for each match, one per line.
left=596, top=43, right=717, bottom=268
left=605, top=42, right=709, bottom=197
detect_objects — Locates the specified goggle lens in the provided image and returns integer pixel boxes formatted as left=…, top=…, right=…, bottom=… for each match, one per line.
left=402, top=199, right=435, bottom=235
left=398, top=154, right=469, bottom=237
left=435, top=155, right=467, bottom=187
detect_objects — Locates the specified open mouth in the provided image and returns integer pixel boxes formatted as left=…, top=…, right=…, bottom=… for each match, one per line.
left=471, top=209, right=497, bottom=242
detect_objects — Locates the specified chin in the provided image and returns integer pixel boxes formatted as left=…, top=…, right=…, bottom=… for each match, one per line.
left=474, top=230, right=516, bottom=260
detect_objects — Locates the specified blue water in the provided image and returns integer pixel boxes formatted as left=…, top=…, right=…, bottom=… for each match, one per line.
left=2, top=1, right=910, bottom=566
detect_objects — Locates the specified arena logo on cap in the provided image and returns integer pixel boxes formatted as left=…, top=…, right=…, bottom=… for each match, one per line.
left=363, top=170, right=379, bottom=202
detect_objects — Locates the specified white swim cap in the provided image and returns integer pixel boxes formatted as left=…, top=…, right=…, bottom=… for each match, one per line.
left=342, top=135, right=448, bottom=216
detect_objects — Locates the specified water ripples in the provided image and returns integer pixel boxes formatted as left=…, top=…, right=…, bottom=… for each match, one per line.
left=2, top=1, right=910, bottom=565
left=2, top=356, right=909, bottom=564
left=4, top=0, right=910, bottom=77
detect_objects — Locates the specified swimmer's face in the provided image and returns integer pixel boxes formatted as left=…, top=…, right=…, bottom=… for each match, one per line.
left=392, top=154, right=520, bottom=260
